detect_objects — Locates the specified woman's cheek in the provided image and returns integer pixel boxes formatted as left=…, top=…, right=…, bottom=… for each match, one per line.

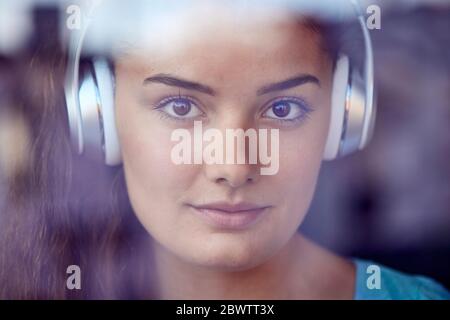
left=122, top=119, right=193, bottom=200
left=120, top=127, right=194, bottom=244
left=276, top=130, right=323, bottom=215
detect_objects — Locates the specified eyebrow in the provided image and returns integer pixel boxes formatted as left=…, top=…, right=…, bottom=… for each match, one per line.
left=256, top=74, right=320, bottom=95
left=143, top=74, right=216, bottom=95
left=142, top=73, right=320, bottom=96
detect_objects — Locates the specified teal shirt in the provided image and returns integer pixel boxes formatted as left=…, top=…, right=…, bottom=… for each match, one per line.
left=353, top=259, right=450, bottom=300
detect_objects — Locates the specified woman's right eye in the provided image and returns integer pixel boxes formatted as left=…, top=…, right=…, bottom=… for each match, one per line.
left=155, top=96, right=204, bottom=120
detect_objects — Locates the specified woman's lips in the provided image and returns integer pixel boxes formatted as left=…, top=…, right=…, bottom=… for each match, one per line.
left=187, top=202, right=271, bottom=230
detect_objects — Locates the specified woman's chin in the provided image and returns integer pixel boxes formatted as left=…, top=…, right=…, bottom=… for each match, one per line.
left=181, top=241, right=272, bottom=272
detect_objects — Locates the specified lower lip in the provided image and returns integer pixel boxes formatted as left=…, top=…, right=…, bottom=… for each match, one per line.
left=190, top=206, right=269, bottom=230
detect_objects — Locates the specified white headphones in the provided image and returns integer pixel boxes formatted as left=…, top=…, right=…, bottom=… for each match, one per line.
left=64, top=0, right=376, bottom=165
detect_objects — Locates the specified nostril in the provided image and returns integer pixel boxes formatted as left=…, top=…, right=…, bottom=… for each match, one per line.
left=216, top=177, right=227, bottom=184
left=215, top=176, right=254, bottom=189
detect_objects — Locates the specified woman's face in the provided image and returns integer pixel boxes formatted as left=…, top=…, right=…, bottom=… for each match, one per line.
left=115, top=4, right=333, bottom=271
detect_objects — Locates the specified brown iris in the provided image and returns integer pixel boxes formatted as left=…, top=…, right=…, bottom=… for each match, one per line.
left=272, top=101, right=291, bottom=118
left=172, top=99, right=191, bottom=116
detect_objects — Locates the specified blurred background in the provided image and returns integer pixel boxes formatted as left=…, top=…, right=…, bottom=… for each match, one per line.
left=1, top=0, right=449, bottom=291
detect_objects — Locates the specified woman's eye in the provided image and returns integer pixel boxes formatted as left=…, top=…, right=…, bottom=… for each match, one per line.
left=155, top=97, right=203, bottom=119
left=262, top=98, right=312, bottom=122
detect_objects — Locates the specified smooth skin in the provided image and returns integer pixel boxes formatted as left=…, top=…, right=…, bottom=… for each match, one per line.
left=114, top=2, right=355, bottom=299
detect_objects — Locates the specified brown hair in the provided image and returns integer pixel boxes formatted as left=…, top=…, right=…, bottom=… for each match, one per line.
left=0, top=39, right=157, bottom=299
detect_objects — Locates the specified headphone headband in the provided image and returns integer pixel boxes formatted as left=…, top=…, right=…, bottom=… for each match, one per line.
left=64, top=0, right=376, bottom=164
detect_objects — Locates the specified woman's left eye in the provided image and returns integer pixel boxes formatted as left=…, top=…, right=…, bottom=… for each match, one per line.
left=155, top=96, right=204, bottom=119
left=262, top=98, right=313, bottom=122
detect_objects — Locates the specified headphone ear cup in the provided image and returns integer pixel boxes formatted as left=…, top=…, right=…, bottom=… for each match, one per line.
left=359, top=81, right=377, bottom=150
left=92, top=59, right=122, bottom=165
left=77, top=62, right=104, bottom=161
left=323, top=55, right=350, bottom=160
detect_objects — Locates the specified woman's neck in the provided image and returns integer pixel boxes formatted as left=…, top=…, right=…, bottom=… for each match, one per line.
left=148, top=232, right=354, bottom=299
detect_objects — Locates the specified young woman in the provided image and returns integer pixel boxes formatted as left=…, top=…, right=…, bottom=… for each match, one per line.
left=0, top=0, right=448, bottom=299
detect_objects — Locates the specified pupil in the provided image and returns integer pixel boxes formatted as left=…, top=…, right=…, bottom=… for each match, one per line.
left=173, top=100, right=191, bottom=116
left=272, top=102, right=290, bottom=118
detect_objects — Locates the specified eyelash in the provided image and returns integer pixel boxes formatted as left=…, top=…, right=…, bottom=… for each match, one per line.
left=261, top=96, right=314, bottom=126
left=153, top=95, right=205, bottom=123
left=153, top=95, right=314, bottom=125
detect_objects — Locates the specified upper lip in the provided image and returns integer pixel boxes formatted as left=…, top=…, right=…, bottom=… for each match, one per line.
left=189, top=201, right=271, bottom=213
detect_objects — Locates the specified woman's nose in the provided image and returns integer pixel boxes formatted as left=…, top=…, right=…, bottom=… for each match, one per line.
left=203, top=162, right=259, bottom=188
left=201, top=116, right=260, bottom=188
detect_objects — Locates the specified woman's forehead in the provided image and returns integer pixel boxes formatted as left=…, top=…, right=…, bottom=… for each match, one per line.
left=112, top=10, right=326, bottom=79
left=112, top=4, right=314, bottom=55
left=82, top=1, right=326, bottom=58
left=114, top=24, right=325, bottom=93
